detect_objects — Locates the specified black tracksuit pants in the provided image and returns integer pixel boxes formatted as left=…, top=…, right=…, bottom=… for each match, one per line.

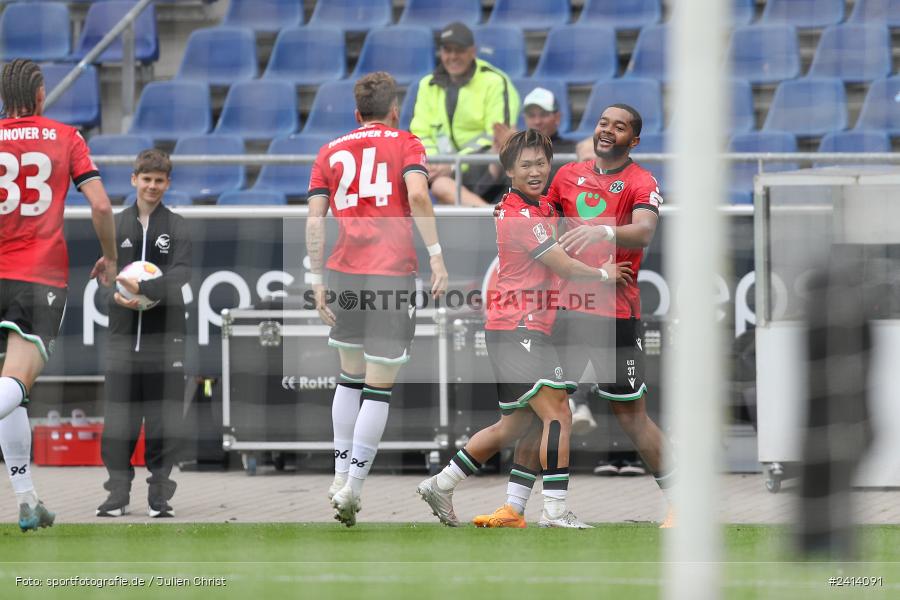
left=101, top=355, right=185, bottom=501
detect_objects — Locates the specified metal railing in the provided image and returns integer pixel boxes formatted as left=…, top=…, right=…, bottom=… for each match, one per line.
left=44, top=0, right=153, bottom=131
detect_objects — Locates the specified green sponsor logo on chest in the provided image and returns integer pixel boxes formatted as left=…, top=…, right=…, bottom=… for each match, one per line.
left=575, top=190, right=607, bottom=220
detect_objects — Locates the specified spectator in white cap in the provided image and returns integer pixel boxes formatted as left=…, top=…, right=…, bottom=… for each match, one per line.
left=475, top=87, right=578, bottom=203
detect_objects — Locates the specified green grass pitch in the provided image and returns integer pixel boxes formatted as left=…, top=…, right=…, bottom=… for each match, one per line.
left=0, top=523, right=898, bottom=599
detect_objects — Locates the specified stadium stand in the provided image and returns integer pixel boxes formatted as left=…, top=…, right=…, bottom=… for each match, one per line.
left=763, top=77, right=847, bottom=137
left=815, top=130, right=892, bottom=166
left=399, top=81, right=419, bottom=131
left=213, top=80, right=299, bottom=141
left=176, top=27, right=257, bottom=86
left=170, top=135, right=246, bottom=201
left=71, top=1, right=159, bottom=64
left=40, top=63, right=101, bottom=130
left=854, top=77, right=900, bottom=136
left=807, top=24, right=892, bottom=84
left=487, top=0, right=570, bottom=30
left=252, top=134, right=333, bottom=201
left=732, top=0, right=757, bottom=26
left=849, top=0, right=900, bottom=26
left=222, top=0, right=304, bottom=32
left=129, top=81, right=212, bottom=142
left=472, top=25, right=527, bottom=79
left=513, top=78, right=571, bottom=134
left=576, top=0, right=661, bottom=29
left=730, top=79, right=755, bottom=134
left=760, top=0, right=845, bottom=28
left=350, top=25, right=435, bottom=86
left=0, top=2, right=71, bottom=62
left=307, top=0, right=392, bottom=34
left=624, top=24, right=668, bottom=82
left=217, top=190, right=288, bottom=205
left=728, top=24, right=801, bottom=85
left=568, top=78, right=663, bottom=140
left=729, top=130, right=798, bottom=204
left=88, top=134, right=154, bottom=199
left=302, top=81, right=362, bottom=137
left=398, top=0, right=482, bottom=28
left=532, top=25, right=617, bottom=85
left=262, top=27, right=346, bottom=86
left=632, top=131, right=668, bottom=193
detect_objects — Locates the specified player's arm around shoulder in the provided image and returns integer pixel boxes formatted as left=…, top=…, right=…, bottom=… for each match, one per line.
left=406, top=170, right=448, bottom=298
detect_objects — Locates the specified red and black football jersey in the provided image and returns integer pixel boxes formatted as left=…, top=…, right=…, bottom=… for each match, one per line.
left=308, top=123, right=428, bottom=277
left=485, top=189, right=561, bottom=336
left=546, top=158, right=662, bottom=319
left=0, top=115, right=100, bottom=288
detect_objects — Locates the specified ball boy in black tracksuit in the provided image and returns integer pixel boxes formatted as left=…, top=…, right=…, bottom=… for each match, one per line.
left=96, top=149, right=191, bottom=518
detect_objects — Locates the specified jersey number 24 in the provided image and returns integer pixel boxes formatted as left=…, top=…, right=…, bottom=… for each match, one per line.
left=329, top=147, right=392, bottom=210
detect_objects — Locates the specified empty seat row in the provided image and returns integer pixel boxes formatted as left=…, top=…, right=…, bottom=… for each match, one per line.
left=0, top=1, right=159, bottom=63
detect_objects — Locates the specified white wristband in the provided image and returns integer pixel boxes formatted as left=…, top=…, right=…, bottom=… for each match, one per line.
left=305, top=272, right=323, bottom=285
left=598, top=268, right=610, bottom=282
left=602, top=225, right=616, bottom=241
left=427, top=243, right=443, bottom=257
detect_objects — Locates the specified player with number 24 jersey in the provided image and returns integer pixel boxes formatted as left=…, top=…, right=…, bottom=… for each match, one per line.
left=308, top=123, right=428, bottom=276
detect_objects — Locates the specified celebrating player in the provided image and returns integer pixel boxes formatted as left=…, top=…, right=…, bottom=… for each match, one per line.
left=0, top=59, right=117, bottom=531
left=417, top=129, right=631, bottom=528
left=475, top=104, right=677, bottom=528
left=306, top=72, right=448, bottom=527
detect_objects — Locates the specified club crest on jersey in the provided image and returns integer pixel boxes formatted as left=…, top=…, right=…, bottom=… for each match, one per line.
left=577, top=176, right=586, bottom=185
left=609, top=180, right=625, bottom=194
left=575, top=191, right=607, bottom=220
left=46, top=292, right=56, bottom=306
left=520, top=338, right=532, bottom=352
left=554, top=366, right=563, bottom=380
left=532, top=223, right=549, bottom=243
left=155, top=234, right=170, bottom=253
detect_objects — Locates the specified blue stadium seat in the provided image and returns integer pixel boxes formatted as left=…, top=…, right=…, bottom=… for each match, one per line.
left=88, top=134, right=153, bottom=199
left=303, top=81, right=361, bottom=137
left=308, top=0, right=391, bottom=33
left=176, top=27, right=257, bottom=86
left=760, top=0, right=844, bottom=28
left=732, top=0, right=756, bottom=26
left=214, top=80, right=299, bottom=141
left=577, top=0, right=661, bottom=29
left=222, top=0, right=303, bottom=32
left=262, top=27, right=345, bottom=86
left=170, top=135, right=245, bottom=201
left=568, top=78, right=663, bottom=140
left=730, top=79, right=755, bottom=134
left=351, top=26, right=435, bottom=86
left=816, top=130, right=891, bottom=167
left=400, top=81, right=419, bottom=131
left=808, top=24, right=891, bottom=84
left=855, top=77, right=900, bottom=136
left=473, top=25, right=526, bottom=79
left=631, top=131, right=668, bottom=194
left=217, top=190, right=288, bottom=205
left=72, top=1, right=159, bottom=64
left=763, top=78, right=847, bottom=137
left=125, top=190, right=192, bottom=207
left=513, top=78, right=571, bottom=134
left=65, top=190, right=89, bottom=206
left=253, top=134, right=333, bottom=200
left=129, top=81, right=212, bottom=142
left=849, top=0, right=900, bottom=27
left=41, top=63, right=101, bottom=129
left=624, top=24, right=668, bottom=82
left=487, top=0, right=570, bottom=30
left=728, top=25, right=800, bottom=85
left=729, top=131, right=798, bottom=204
left=398, top=0, right=481, bottom=28
left=0, top=2, right=71, bottom=61
left=532, top=25, right=616, bottom=85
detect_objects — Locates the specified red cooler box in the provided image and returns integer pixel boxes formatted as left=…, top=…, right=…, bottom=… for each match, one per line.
left=33, top=422, right=146, bottom=466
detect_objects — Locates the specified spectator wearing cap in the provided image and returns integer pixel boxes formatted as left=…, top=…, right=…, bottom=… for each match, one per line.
left=476, top=87, right=578, bottom=203
left=409, top=22, right=519, bottom=206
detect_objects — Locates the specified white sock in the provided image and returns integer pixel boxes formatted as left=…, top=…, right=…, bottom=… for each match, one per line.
left=543, top=496, right=566, bottom=519
left=507, top=464, right=538, bottom=514
left=435, top=463, right=466, bottom=491
left=0, top=377, right=26, bottom=422
left=332, top=377, right=363, bottom=475
left=542, top=469, right=569, bottom=518
left=347, top=390, right=391, bottom=488
left=0, top=407, right=36, bottom=508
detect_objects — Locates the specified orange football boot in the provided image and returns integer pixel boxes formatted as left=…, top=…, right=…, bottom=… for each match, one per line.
left=472, top=504, right=527, bottom=528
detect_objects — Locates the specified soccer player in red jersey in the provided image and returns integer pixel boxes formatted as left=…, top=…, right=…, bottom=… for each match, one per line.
left=306, top=72, right=448, bottom=527
left=476, top=104, right=677, bottom=528
left=0, top=60, right=117, bottom=531
left=417, top=130, right=632, bottom=528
